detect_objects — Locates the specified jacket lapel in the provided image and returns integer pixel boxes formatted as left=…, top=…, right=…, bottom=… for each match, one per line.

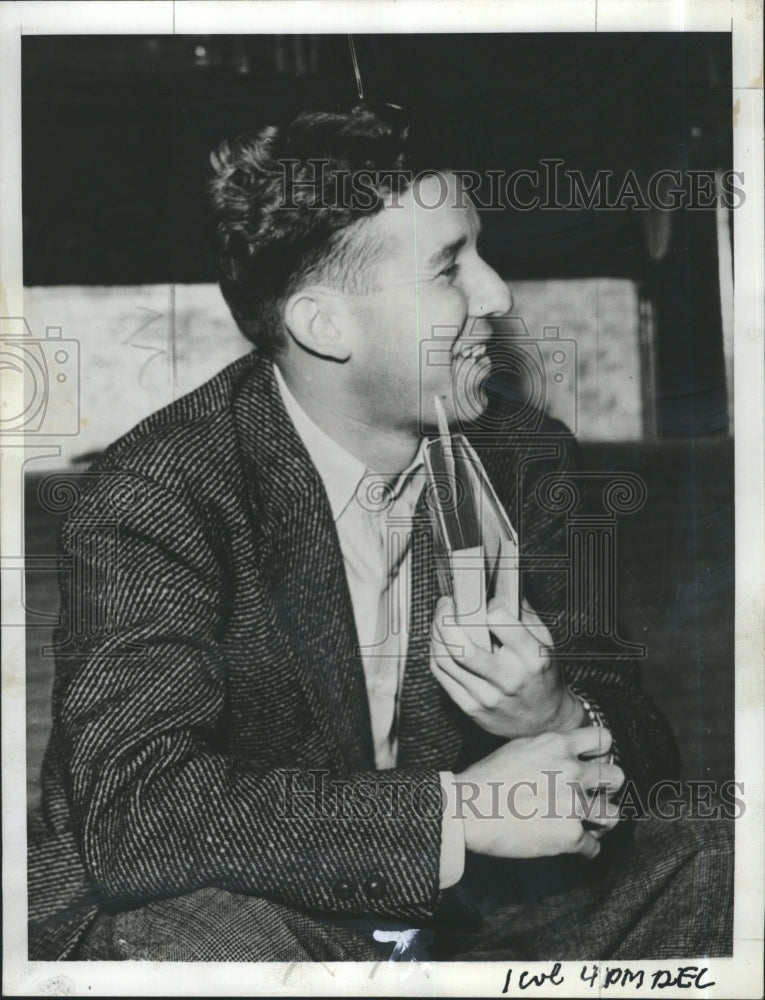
left=231, top=356, right=374, bottom=771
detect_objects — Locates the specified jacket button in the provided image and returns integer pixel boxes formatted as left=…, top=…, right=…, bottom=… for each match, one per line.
left=334, top=879, right=355, bottom=900
left=364, top=875, right=386, bottom=899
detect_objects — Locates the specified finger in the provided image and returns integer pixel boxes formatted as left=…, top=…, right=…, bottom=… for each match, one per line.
left=566, top=779, right=622, bottom=827
left=487, top=594, right=520, bottom=626
left=573, top=828, right=602, bottom=860
left=519, top=599, right=554, bottom=644
left=429, top=658, right=481, bottom=714
left=433, top=596, right=474, bottom=651
left=433, top=613, right=513, bottom=686
left=580, top=761, right=625, bottom=793
left=519, top=597, right=547, bottom=628
left=581, top=793, right=623, bottom=827
left=433, top=595, right=456, bottom=628
left=432, top=619, right=475, bottom=664
left=486, top=601, right=553, bottom=668
left=586, top=818, right=620, bottom=838
left=567, top=725, right=613, bottom=760
left=431, top=648, right=502, bottom=706
left=486, top=599, right=535, bottom=650
left=432, top=600, right=479, bottom=659
left=587, top=812, right=621, bottom=832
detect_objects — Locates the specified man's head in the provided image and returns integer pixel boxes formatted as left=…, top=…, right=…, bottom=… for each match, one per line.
left=209, top=103, right=431, bottom=355
left=209, top=104, right=511, bottom=444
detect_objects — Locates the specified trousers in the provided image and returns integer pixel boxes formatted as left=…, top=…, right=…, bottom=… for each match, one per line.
left=75, top=816, right=733, bottom=962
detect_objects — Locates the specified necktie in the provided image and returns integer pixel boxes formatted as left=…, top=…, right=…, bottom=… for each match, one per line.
left=365, top=476, right=420, bottom=768
left=395, top=488, right=465, bottom=769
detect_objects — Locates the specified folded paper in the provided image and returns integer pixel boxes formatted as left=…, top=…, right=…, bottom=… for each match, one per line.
left=424, top=398, right=521, bottom=650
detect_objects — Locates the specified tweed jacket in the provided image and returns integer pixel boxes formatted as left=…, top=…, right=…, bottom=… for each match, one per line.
left=28, top=351, right=679, bottom=960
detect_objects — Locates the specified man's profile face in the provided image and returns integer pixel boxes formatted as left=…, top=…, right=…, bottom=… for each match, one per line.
left=343, top=171, right=512, bottom=434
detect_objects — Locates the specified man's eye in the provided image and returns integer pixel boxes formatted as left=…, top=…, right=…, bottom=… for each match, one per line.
left=440, top=262, right=460, bottom=281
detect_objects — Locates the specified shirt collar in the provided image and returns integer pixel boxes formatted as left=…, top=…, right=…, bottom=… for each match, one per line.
left=273, top=363, right=424, bottom=522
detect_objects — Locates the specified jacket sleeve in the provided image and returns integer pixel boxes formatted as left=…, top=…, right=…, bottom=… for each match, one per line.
left=52, top=465, right=443, bottom=921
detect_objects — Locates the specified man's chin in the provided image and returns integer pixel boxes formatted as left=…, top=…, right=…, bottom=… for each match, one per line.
left=451, top=356, right=492, bottom=427
left=423, top=386, right=488, bottom=433
left=456, top=396, right=488, bottom=429
left=453, top=373, right=491, bottom=427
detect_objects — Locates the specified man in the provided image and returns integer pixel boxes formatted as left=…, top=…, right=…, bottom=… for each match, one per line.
left=28, top=103, right=732, bottom=962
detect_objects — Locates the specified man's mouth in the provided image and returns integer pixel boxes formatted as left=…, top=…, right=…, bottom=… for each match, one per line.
left=452, top=318, right=494, bottom=364
left=450, top=337, right=493, bottom=422
left=452, top=341, right=489, bottom=362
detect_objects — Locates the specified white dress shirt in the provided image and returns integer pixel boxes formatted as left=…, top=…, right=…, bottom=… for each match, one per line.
left=274, top=365, right=465, bottom=888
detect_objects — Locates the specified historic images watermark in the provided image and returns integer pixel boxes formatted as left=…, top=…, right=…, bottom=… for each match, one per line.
left=276, top=159, right=746, bottom=212
left=0, top=317, right=80, bottom=437
left=278, top=769, right=745, bottom=823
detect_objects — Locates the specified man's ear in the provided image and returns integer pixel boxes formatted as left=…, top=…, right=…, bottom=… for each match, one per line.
left=282, top=286, right=353, bottom=362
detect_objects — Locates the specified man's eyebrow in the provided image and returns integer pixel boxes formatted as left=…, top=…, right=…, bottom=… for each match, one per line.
left=428, top=235, right=468, bottom=269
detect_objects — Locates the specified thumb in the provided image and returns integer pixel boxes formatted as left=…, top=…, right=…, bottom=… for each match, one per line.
left=520, top=598, right=554, bottom=645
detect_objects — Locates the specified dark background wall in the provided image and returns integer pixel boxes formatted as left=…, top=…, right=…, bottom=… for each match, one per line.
left=22, top=34, right=731, bottom=279
left=22, top=33, right=732, bottom=436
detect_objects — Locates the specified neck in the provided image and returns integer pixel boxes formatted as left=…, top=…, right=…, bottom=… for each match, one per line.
left=276, top=358, right=422, bottom=476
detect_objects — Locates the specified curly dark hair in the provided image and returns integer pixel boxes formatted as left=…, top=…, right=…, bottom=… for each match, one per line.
left=208, top=103, right=457, bottom=355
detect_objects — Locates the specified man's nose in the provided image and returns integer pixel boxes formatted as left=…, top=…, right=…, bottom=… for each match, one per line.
left=470, top=260, right=513, bottom=317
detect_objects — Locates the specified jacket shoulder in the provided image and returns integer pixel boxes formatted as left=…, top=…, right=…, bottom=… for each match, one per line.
left=90, top=352, right=260, bottom=488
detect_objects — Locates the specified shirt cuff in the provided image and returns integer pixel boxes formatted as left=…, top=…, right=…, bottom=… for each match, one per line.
left=438, top=770, right=466, bottom=889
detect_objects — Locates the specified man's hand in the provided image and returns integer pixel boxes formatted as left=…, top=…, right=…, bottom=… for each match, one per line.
left=454, top=727, right=623, bottom=860
left=430, top=594, right=585, bottom=739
